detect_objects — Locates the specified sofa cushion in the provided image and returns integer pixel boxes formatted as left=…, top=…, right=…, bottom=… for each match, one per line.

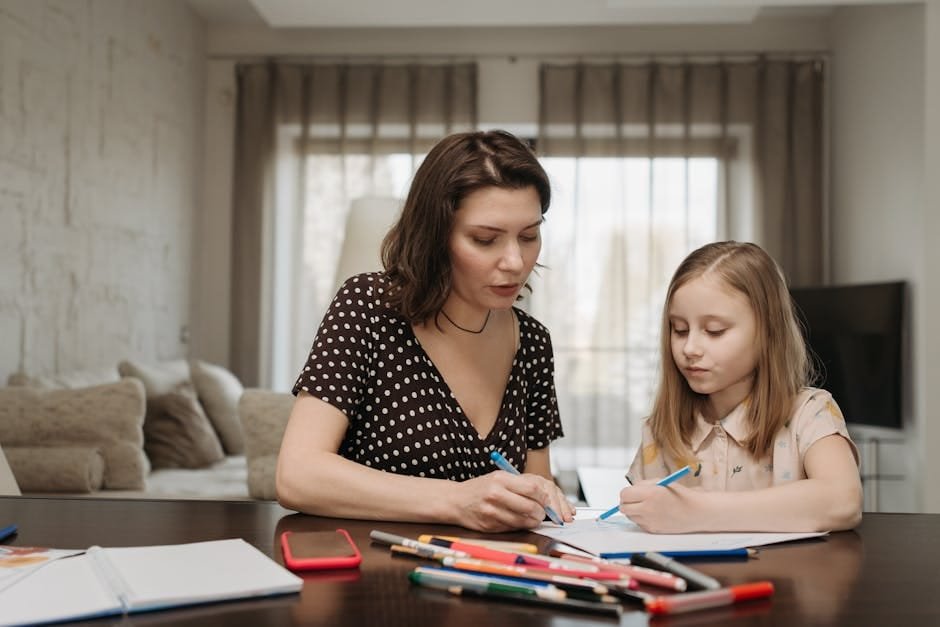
left=6, top=367, right=121, bottom=389
left=4, top=446, right=105, bottom=493
left=118, top=359, right=190, bottom=397
left=238, top=389, right=294, bottom=499
left=0, top=442, right=20, bottom=496
left=144, top=383, right=226, bottom=469
left=189, top=360, right=245, bottom=455
left=0, top=378, right=149, bottom=490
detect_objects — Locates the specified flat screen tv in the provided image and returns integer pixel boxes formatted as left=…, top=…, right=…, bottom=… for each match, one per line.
left=788, top=281, right=905, bottom=429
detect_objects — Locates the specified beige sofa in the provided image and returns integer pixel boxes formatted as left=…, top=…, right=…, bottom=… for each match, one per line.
left=0, top=378, right=149, bottom=493
left=0, top=362, right=293, bottom=501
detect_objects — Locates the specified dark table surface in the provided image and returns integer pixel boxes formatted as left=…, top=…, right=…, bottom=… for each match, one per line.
left=1, top=496, right=937, bottom=626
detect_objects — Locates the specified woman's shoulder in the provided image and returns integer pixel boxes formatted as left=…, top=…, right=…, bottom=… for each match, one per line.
left=328, top=272, right=404, bottom=325
left=513, top=308, right=556, bottom=358
left=513, top=307, right=552, bottom=338
left=337, top=271, right=389, bottom=297
left=332, top=272, right=395, bottom=309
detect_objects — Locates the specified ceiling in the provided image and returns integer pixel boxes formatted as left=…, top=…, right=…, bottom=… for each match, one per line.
left=186, top=0, right=914, bottom=28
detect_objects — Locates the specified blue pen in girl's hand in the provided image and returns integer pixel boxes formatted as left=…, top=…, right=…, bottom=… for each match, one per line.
left=597, top=465, right=692, bottom=521
left=489, top=450, right=564, bottom=525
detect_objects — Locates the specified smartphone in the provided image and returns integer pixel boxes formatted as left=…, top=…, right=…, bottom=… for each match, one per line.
left=280, top=529, right=362, bottom=571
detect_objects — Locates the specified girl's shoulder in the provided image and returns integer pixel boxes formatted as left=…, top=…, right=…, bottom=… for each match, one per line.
left=789, top=387, right=846, bottom=427
left=793, top=387, right=837, bottom=409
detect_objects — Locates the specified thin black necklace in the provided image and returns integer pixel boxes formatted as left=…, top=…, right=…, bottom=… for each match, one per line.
left=440, top=308, right=491, bottom=334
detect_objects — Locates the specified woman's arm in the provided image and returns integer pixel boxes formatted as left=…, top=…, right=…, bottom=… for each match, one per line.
left=276, top=392, right=563, bottom=532
left=619, top=435, right=862, bottom=533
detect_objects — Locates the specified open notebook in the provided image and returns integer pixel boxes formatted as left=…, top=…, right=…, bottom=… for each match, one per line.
left=0, top=539, right=302, bottom=626
left=535, top=509, right=827, bottom=556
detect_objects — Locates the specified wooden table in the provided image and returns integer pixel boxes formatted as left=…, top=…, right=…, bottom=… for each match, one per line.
left=1, top=496, right=937, bottom=626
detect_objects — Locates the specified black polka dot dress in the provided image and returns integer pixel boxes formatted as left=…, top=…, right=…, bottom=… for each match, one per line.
left=292, top=272, right=564, bottom=480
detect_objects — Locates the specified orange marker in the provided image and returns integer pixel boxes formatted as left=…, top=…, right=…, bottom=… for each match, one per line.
left=645, top=581, right=774, bottom=615
left=442, top=556, right=628, bottom=582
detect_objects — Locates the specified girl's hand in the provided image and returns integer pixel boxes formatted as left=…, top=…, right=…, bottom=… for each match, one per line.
left=618, top=483, right=701, bottom=533
left=455, top=471, right=574, bottom=532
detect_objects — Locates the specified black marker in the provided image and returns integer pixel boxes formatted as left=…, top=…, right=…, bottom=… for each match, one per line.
left=630, top=551, right=721, bottom=591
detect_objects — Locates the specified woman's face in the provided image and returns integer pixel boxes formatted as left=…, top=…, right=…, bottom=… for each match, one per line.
left=447, top=185, right=543, bottom=313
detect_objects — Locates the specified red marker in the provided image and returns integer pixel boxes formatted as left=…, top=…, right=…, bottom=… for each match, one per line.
left=429, top=539, right=520, bottom=565
left=645, top=581, right=774, bottom=615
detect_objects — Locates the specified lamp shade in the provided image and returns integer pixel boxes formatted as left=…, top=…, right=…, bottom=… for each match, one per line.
left=332, top=196, right=403, bottom=295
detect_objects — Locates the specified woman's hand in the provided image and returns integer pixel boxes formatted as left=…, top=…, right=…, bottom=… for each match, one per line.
left=617, top=483, right=701, bottom=533
left=454, top=471, right=574, bottom=532
left=546, top=479, right=577, bottom=524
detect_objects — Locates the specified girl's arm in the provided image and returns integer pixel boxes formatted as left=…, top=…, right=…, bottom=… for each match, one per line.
left=275, top=392, right=563, bottom=532
left=619, top=434, right=862, bottom=533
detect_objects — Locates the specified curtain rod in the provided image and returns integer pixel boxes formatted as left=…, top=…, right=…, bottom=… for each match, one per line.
left=208, top=50, right=830, bottom=63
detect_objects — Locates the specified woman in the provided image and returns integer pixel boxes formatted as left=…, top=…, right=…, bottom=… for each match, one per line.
left=276, top=130, right=574, bottom=532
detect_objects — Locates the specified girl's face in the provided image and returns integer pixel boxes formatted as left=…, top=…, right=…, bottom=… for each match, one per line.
left=668, top=274, right=760, bottom=420
left=447, top=185, right=543, bottom=313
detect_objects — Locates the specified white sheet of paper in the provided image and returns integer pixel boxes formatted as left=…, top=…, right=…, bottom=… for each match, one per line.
left=536, top=508, right=826, bottom=555
left=576, top=467, right=629, bottom=508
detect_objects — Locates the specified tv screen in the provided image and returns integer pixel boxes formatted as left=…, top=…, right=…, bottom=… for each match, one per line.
left=788, top=281, right=905, bottom=429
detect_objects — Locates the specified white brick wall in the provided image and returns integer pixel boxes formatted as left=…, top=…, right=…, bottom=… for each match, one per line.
left=0, top=0, right=205, bottom=381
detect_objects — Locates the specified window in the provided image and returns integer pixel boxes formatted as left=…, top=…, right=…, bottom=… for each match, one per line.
left=528, top=155, right=721, bottom=471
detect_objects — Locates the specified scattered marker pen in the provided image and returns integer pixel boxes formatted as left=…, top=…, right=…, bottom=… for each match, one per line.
left=645, top=581, right=774, bottom=615
left=0, top=524, right=17, bottom=542
left=370, top=530, right=469, bottom=558
left=601, top=548, right=756, bottom=560
left=489, top=450, right=564, bottom=525
left=631, top=551, right=722, bottom=591
left=417, top=535, right=540, bottom=554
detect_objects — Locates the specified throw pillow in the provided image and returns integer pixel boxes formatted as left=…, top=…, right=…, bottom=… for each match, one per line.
left=0, top=379, right=149, bottom=490
left=189, top=360, right=245, bottom=454
left=5, top=446, right=105, bottom=493
left=238, top=389, right=294, bottom=499
left=6, top=367, right=121, bottom=389
left=145, top=383, right=225, bottom=469
left=0, top=442, right=21, bottom=496
left=117, top=359, right=190, bottom=397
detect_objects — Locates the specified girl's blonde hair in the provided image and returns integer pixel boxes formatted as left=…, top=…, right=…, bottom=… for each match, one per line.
left=649, top=241, right=811, bottom=464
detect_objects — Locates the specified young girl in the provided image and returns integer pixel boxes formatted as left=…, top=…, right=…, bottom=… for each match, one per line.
left=621, top=241, right=862, bottom=533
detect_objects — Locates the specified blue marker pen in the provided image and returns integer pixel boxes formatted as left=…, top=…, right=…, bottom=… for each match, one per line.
left=0, top=524, right=17, bottom=542
left=489, top=450, right=564, bottom=525
left=597, top=464, right=692, bottom=521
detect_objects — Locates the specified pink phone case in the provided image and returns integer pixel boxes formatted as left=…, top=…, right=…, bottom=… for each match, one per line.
left=280, top=529, right=362, bottom=571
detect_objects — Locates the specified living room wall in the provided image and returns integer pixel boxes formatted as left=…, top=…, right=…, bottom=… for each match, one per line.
left=0, top=0, right=206, bottom=383
left=829, top=2, right=940, bottom=514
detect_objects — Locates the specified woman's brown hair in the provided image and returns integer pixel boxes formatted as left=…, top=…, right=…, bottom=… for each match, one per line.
left=380, top=130, right=550, bottom=323
left=648, top=241, right=811, bottom=465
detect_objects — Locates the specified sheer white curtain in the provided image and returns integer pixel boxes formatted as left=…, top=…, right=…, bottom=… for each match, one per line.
left=530, top=59, right=825, bottom=475
left=529, top=156, right=720, bottom=472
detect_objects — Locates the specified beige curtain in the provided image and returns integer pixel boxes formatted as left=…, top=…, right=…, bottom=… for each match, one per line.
left=231, top=62, right=477, bottom=387
left=533, top=58, right=825, bottom=473
left=538, top=59, right=825, bottom=280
